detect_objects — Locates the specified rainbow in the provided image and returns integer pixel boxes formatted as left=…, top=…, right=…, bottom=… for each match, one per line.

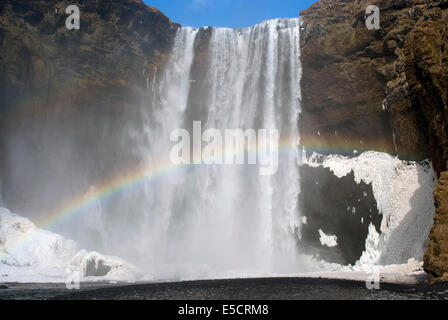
left=0, top=133, right=402, bottom=259
left=32, top=133, right=399, bottom=231
left=34, top=136, right=299, bottom=230
left=0, top=136, right=299, bottom=258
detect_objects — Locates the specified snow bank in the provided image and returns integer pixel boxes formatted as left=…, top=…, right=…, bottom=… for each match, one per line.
left=0, top=207, right=142, bottom=283
left=304, top=151, right=436, bottom=267
left=0, top=207, right=79, bottom=268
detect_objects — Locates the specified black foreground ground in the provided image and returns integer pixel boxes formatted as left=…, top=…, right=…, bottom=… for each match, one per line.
left=1, top=278, right=448, bottom=300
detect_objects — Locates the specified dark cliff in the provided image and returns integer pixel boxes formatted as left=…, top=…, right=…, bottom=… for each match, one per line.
left=0, top=0, right=178, bottom=221
left=300, top=0, right=448, bottom=282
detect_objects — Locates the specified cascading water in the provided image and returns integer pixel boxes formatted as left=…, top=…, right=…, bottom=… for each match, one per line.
left=131, top=19, right=304, bottom=279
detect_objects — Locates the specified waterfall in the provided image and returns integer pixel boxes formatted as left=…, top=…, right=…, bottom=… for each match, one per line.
left=133, top=19, right=304, bottom=279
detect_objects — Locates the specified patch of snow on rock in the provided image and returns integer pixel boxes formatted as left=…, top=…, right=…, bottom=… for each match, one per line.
left=318, top=229, right=338, bottom=248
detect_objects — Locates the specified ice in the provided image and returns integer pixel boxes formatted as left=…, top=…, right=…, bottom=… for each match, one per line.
left=68, top=250, right=143, bottom=281
left=0, top=207, right=143, bottom=283
left=304, top=151, right=436, bottom=267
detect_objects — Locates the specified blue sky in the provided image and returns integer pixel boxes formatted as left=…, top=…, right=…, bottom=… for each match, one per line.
left=144, top=0, right=317, bottom=28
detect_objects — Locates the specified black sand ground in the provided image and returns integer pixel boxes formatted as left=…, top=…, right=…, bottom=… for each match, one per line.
left=1, top=277, right=448, bottom=300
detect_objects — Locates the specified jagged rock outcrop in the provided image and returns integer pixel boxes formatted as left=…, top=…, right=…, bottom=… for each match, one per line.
left=404, top=4, right=448, bottom=175
left=300, top=0, right=448, bottom=282
left=300, top=0, right=429, bottom=158
left=404, top=6, right=448, bottom=282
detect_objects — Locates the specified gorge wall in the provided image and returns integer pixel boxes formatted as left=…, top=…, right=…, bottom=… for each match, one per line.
left=300, top=0, right=448, bottom=282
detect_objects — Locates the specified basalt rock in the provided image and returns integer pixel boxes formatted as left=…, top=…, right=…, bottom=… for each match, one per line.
left=404, top=7, right=448, bottom=282
left=299, top=164, right=382, bottom=265
left=424, top=171, right=448, bottom=282
left=404, top=6, right=448, bottom=175
left=300, top=0, right=430, bottom=159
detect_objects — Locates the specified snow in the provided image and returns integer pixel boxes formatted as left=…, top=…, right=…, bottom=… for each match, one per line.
left=68, top=250, right=143, bottom=281
left=291, top=257, right=426, bottom=284
left=0, top=207, right=143, bottom=283
left=304, top=151, right=436, bottom=267
left=0, top=208, right=79, bottom=268
left=318, top=229, right=338, bottom=247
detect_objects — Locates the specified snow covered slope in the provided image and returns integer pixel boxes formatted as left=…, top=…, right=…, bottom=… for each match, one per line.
left=0, top=207, right=142, bottom=283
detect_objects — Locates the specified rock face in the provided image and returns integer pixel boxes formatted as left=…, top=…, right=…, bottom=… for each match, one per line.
left=404, top=4, right=448, bottom=175
left=299, top=165, right=382, bottom=265
left=424, top=172, right=448, bottom=281
left=300, top=0, right=448, bottom=282
left=300, top=0, right=427, bottom=158
left=405, top=6, right=448, bottom=282
left=0, top=0, right=178, bottom=219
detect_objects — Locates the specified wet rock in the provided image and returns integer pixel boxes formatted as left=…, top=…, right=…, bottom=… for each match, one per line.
left=299, top=164, right=382, bottom=265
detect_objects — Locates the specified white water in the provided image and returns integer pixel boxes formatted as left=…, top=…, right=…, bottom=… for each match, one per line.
left=133, top=19, right=304, bottom=279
